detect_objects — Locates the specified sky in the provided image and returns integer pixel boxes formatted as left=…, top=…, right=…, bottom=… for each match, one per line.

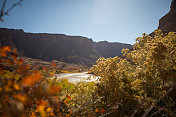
left=0, top=0, right=172, bottom=44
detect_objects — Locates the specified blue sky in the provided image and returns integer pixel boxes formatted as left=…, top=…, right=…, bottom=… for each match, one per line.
left=0, top=0, right=172, bottom=44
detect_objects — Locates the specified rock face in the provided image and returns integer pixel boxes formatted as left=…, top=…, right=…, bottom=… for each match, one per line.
left=0, top=28, right=132, bottom=66
left=157, top=0, right=176, bottom=33
left=93, top=41, right=132, bottom=58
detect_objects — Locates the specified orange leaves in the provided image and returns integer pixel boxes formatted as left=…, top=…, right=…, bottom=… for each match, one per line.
left=66, top=95, right=71, bottom=99
left=0, top=46, right=11, bottom=57
left=2, top=46, right=11, bottom=52
left=64, top=95, right=71, bottom=105
left=22, top=71, right=41, bottom=87
left=0, top=52, right=7, bottom=57
left=47, top=85, right=60, bottom=95
left=42, top=67, right=48, bottom=72
left=4, top=81, right=21, bottom=92
left=95, top=108, right=99, bottom=113
left=46, top=107, right=53, bottom=112
left=18, top=64, right=30, bottom=75
left=66, top=109, right=73, bottom=117
left=13, top=83, right=21, bottom=90
left=36, top=100, right=48, bottom=117
left=12, top=55, right=17, bottom=62
left=52, top=60, right=56, bottom=67
left=18, top=58, right=24, bottom=65
left=0, top=87, right=2, bottom=92
left=95, top=108, right=105, bottom=113
left=50, top=112, right=54, bottom=116
left=101, top=109, right=105, bottom=113
left=13, top=94, right=27, bottom=103
left=0, top=46, right=23, bottom=66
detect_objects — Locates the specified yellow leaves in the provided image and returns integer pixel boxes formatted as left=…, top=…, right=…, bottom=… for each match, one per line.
left=64, top=95, right=71, bottom=105
left=30, top=112, right=36, bottom=117
left=63, top=99, right=70, bottom=105
left=36, top=100, right=48, bottom=117
left=121, top=48, right=130, bottom=56
left=46, top=107, right=53, bottom=112
left=22, top=71, right=41, bottom=87
left=13, top=83, right=21, bottom=90
left=131, top=79, right=142, bottom=91
left=4, top=81, right=20, bottom=92
left=49, top=70, right=56, bottom=76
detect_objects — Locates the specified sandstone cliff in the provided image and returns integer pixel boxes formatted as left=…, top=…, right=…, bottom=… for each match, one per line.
left=155, top=0, right=176, bottom=34
left=0, top=28, right=132, bottom=66
left=93, top=41, right=132, bottom=58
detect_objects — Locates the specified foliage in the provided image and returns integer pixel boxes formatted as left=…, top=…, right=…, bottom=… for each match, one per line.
left=91, top=31, right=176, bottom=116
left=0, top=46, right=97, bottom=117
left=1, top=30, right=176, bottom=117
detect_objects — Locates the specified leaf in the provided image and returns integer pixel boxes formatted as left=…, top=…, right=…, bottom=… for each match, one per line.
left=2, top=46, right=11, bottom=52
left=22, top=71, right=41, bottom=87
left=0, top=52, right=7, bottom=57
left=52, top=60, right=56, bottom=67
left=13, top=94, right=27, bottom=103
left=13, top=83, right=20, bottom=90
left=12, top=55, right=17, bottom=62
left=66, top=95, right=71, bottom=99
left=36, top=100, right=48, bottom=117
left=18, top=64, right=31, bottom=75
left=46, top=107, right=53, bottom=112
left=95, top=108, right=99, bottom=112
left=18, top=59, right=24, bottom=65
left=48, top=85, right=60, bottom=95
left=101, top=109, right=105, bottom=113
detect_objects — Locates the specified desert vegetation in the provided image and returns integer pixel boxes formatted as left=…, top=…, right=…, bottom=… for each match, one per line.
left=91, top=31, right=176, bottom=116
left=0, top=31, right=176, bottom=117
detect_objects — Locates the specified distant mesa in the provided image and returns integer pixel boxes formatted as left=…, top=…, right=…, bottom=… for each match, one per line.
left=0, top=28, right=132, bottom=66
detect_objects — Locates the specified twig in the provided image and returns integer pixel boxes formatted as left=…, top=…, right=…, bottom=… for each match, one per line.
left=0, top=0, right=7, bottom=21
left=142, top=86, right=175, bottom=117
left=0, top=0, right=24, bottom=21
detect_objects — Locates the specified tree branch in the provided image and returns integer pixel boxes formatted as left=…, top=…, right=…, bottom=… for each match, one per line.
left=142, top=85, right=175, bottom=117
left=0, top=0, right=24, bottom=22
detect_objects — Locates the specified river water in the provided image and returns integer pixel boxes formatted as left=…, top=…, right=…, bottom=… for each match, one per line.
left=55, top=72, right=98, bottom=83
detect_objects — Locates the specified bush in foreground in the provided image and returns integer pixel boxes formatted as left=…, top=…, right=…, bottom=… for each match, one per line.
left=92, top=31, right=176, bottom=116
left=0, top=46, right=98, bottom=117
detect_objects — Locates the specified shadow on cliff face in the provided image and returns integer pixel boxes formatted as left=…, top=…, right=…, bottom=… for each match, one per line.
left=0, top=28, right=132, bottom=66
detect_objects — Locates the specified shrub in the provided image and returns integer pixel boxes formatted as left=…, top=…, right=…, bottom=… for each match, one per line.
left=0, top=46, right=97, bottom=117
left=92, top=31, right=176, bottom=116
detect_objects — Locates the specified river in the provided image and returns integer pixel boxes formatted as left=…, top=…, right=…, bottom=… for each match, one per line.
left=55, top=72, right=98, bottom=83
